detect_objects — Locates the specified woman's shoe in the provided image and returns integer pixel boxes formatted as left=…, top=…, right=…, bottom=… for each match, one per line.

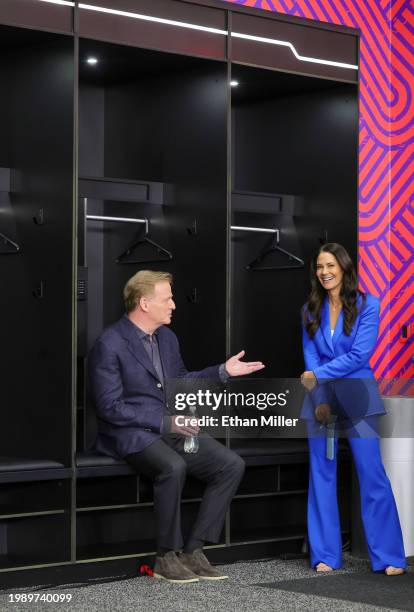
left=316, top=562, right=334, bottom=572
left=385, top=566, right=405, bottom=576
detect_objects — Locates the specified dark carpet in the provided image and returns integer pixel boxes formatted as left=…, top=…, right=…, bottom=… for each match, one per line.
left=256, top=571, right=414, bottom=611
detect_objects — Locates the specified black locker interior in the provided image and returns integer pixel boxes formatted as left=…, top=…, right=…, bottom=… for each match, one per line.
left=0, top=25, right=73, bottom=465
left=77, top=39, right=227, bottom=363
left=230, top=63, right=357, bottom=375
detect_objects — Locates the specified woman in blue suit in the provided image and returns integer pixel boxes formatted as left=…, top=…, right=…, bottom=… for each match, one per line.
left=301, top=243, right=406, bottom=575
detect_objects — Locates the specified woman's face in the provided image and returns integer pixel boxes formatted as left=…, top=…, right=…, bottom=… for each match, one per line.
left=316, top=251, right=344, bottom=293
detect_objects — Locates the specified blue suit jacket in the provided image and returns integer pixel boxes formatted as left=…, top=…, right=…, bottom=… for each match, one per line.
left=88, top=315, right=221, bottom=458
left=301, top=293, right=385, bottom=420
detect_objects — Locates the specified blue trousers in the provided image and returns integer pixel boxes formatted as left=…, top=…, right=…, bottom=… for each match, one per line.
left=307, top=418, right=406, bottom=571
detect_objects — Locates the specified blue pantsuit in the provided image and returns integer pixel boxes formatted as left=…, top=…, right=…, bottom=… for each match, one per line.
left=307, top=419, right=406, bottom=570
left=302, top=294, right=406, bottom=570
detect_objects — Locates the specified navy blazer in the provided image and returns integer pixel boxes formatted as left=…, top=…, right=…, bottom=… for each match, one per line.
left=88, top=315, right=221, bottom=458
left=301, top=293, right=386, bottom=420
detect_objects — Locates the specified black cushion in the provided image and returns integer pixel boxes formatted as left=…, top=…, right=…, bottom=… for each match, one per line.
left=76, top=451, right=135, bottom=477
left=231, top=439, right=309, bottom=457
left=75, top=440, right=350, bottom=477
left=0, top=457, right=70, bottom=483
left=76, top=451, right=127, bottom=468
left=0, top=457, right=65, bottom=472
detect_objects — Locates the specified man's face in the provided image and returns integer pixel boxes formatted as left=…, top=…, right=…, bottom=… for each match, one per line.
left=141, top=281, right=176, bottom=327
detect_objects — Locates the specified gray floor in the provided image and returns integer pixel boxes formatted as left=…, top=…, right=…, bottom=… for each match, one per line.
left=0, top=555, right=412, bottom=612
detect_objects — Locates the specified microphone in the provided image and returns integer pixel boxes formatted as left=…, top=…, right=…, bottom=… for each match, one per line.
left=326, top=415, right=338, bottom=460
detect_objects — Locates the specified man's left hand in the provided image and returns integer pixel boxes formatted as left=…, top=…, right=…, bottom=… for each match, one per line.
left=225, top=350, right=265, bottom=377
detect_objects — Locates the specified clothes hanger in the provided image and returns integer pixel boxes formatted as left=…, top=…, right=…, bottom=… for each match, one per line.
left=115, top=230, right=172, bottom=264
left=85, top=211, right=172, bottom=264
left=246, top=233, right=304, bottom=271
left=0, top=231, right=20, bottom=253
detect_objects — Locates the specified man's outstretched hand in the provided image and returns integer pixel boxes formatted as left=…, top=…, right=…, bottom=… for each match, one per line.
left=225, top=350, right=265, bottom=377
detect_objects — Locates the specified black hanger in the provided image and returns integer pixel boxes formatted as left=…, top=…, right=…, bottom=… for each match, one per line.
left=116, top=233, right=172, bottom=264
left=0, top=231, right=20, bottom=254
left=247, top=235, right=304, bottom=271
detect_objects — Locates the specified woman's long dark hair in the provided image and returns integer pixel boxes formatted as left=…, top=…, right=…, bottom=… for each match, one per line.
left=303, top=243, right=366, bottom=339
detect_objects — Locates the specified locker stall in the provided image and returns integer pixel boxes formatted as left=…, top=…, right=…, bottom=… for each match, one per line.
left=75, top=38, right=228, bottom=559
left=0, top=24, right=73, bottom=572
left=228, top=62, right=357, bottom=545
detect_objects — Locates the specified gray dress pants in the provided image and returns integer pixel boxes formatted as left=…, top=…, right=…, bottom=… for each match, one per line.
left=125, top=435, right=245, bottom=551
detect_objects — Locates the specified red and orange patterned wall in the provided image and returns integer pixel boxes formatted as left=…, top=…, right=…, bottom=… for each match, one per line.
left=226, top=0, right=414, bottom=384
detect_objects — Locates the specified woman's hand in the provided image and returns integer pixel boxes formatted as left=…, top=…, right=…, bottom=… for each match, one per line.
left=314, top=403, right=331, bottom=425
left=300, top=370, right=317, bottom=391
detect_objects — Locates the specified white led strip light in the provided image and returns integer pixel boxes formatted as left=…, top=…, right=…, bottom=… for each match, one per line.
left=231, top=31, right=358, bottom=70
left=36, top=0, right=75, bottom=6
left=35, top=1, right=358, bottom=71
left=78, top=3, right=227, bottom=36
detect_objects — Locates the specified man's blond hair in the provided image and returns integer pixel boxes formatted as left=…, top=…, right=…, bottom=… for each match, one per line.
left=123, top=270, right=173, bottom=313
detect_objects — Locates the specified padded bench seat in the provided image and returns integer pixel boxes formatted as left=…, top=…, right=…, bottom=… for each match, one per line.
left=76, top=451, right=135, bottom=478
left=0, top=457, right=70, bottom=483
left=233, top=439, right=309, bottom=455
left=77, top=439, right=350, bottom=476
left=232, top=439, right=310, bottom=466
left=232, top=438, right=350, bottom=466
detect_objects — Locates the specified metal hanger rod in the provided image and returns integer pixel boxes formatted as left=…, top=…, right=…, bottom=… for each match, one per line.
left=231, top=225, right=279, bottom=239
left=87, top=215, right=147, bottom=224
left=86, top=214, right=149, bottom=234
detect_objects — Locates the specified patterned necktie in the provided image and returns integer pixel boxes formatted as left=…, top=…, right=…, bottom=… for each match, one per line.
left=147, top=334, right=164, bottom=385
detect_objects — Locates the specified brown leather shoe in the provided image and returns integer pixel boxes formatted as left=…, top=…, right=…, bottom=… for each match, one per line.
left=153, top=551, right=199, bottom=584
left=179, top=549, right=228, bottom=580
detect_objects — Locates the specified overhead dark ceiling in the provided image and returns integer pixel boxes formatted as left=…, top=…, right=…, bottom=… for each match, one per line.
left=0, top=23, right=352, bottom=101
left=79, top=38, right=350, bottom=100
left=0, top=23, right=64, bottom=49
left=230, top=63, right=351, bottom=105
left=79, top=38, right=211, bottom=85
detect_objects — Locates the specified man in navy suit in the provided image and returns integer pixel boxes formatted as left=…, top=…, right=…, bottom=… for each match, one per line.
left=89, top=270, right=264, bottom=583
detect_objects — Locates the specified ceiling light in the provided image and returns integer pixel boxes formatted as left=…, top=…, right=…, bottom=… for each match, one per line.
left=230, top=80, right=239, bottom=87
left=86, top=57, right=98, bottom=65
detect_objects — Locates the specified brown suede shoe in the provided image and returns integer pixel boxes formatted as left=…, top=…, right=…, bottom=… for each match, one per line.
left=179, top=549, right=228, bottom=580
left=153, top=551, right=199, bottom=584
